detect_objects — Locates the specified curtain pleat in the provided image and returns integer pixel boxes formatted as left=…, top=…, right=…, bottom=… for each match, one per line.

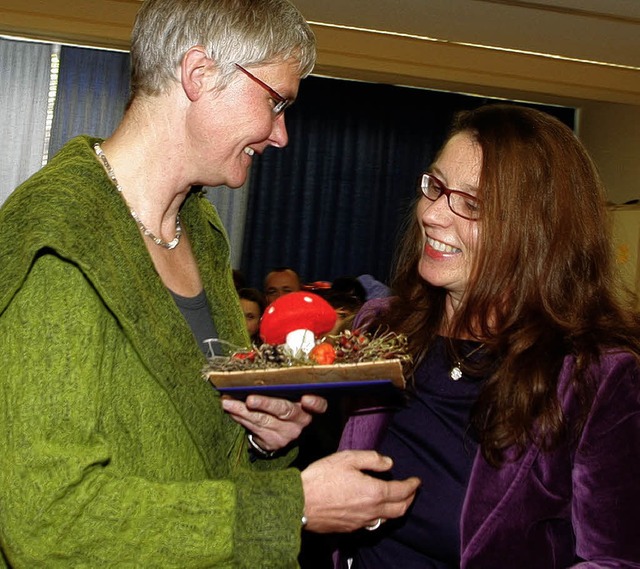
left=0, top=38, right=51, bottom=203
left=205, top=183, right=251, bottom=270
left=48, top=45, right=130, bottom=158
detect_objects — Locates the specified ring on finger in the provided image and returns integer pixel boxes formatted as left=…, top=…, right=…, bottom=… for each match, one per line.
left=365, top=518, right=382, bottom=531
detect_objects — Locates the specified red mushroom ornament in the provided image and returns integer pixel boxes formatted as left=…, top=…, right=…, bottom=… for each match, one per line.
left=259, top=292, right=337, bottom=357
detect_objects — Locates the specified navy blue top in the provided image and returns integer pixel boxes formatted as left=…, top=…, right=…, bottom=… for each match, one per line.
left=354, top=336, right=487, bottom=568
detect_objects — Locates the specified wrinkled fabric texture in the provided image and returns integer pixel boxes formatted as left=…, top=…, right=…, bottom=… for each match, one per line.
left=356, top=274, right=391, bottom=301
left=336, top=300, right=640, bottom=569
left=0, top=136, right=304, bottom=568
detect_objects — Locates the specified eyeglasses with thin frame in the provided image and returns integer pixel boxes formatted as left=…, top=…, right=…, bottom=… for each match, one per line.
left=421, top=173, right=481, bottom=220
left=234, top=63, right=291, bottom=116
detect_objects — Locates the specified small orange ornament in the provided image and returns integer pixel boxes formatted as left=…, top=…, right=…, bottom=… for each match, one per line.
left=309, top=342, right=336, bottom=365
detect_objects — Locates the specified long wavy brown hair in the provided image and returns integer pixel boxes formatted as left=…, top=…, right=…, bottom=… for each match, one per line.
left=378, top=104, right=640, bottom=466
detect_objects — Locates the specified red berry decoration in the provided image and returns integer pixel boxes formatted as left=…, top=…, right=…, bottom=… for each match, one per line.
left=231, top=350, right=256, bottom=362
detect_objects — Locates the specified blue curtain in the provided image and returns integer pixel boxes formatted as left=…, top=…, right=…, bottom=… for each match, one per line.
left=48, top=45, right=130, bottom=157
left=240, top=76, right=575, bottom=289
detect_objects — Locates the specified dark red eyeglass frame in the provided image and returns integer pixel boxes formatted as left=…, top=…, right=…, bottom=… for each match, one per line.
left=235, top=63, right=291, bottom=116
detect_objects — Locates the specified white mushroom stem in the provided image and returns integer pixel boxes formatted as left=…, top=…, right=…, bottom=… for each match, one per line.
left=284, top=329, right=316, bottom=357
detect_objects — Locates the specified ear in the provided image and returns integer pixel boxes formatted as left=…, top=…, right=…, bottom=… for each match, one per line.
left=180, top=46, right=212, bottom=102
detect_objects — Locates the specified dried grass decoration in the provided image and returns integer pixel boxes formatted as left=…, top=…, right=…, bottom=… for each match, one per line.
left=203, top=328, right=411, bottom=393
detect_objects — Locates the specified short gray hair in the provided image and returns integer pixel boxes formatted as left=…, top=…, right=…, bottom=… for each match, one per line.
left=130, top=0, right=316, bottom=97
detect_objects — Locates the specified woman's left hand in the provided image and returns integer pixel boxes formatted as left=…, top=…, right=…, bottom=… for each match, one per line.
left=221, top=394, right=328, bottom=452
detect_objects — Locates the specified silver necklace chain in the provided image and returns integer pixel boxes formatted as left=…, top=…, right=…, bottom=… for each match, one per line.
left=93, top=143, right=182, bottom=250
left=450, top=342, right=485, bottom=381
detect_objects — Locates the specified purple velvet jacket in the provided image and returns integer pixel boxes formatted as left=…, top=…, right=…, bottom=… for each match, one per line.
left=338, top=329, right=640, bottom=567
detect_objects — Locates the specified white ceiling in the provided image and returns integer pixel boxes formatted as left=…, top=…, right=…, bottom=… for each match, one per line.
left=291, top=0, right=640, bottom=70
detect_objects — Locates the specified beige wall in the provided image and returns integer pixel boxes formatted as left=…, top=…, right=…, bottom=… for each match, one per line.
left=579, top=103, right=640, bottom=205
left=1, top=0, right=638, bottom=203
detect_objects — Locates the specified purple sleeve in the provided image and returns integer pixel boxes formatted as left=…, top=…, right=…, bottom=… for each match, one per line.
left=353, top=297, right=393, bottom=329
left=571, top=353, right=640, bottom=566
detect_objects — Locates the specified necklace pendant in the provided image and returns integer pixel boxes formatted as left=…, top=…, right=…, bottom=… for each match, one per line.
left=164, top=236, right=180, bottom=250
left=450, top=365, right=463, bottom=381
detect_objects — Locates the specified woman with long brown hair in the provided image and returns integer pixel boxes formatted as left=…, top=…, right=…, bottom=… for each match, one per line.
left=337, top=104, right=640, bottom=568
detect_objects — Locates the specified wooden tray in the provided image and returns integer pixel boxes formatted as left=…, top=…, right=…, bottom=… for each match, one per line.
left=205, top=359, right=405, bottom=395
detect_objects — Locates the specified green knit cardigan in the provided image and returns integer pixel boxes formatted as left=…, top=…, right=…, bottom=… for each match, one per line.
left=0, top=137, right=304, bottom=568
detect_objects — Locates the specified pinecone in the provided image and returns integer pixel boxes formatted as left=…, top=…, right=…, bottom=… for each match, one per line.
left=259, top=344, right=288, bottom=364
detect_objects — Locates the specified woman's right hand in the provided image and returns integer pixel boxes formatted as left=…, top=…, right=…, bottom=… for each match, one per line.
left=300, top=450, right=421, bottom=533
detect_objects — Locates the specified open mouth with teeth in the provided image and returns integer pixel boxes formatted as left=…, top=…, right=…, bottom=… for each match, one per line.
left=426, top=236, right=461, bottom=255
left=244, top=147, right=255, bottom=156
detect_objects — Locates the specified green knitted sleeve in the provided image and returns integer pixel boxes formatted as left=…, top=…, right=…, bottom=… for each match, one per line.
left=0, top=254, right=304, bottom=568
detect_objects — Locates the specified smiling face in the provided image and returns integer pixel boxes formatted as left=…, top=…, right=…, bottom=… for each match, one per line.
left=187, top=59, right=301, bottom=188
left=418, top=132, right=482, bottom=309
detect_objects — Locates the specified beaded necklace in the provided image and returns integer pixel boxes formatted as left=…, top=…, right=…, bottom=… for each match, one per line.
left=94, top=143, right=181, bottom=250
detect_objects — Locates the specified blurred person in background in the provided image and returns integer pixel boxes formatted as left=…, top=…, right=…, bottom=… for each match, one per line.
left=264, top=266, right=302, bottom=303
left=238, top=287, right=267, bottom=344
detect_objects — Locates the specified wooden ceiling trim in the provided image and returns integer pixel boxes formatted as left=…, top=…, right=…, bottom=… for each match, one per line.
left=1, top=0, right=638, bottom=105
